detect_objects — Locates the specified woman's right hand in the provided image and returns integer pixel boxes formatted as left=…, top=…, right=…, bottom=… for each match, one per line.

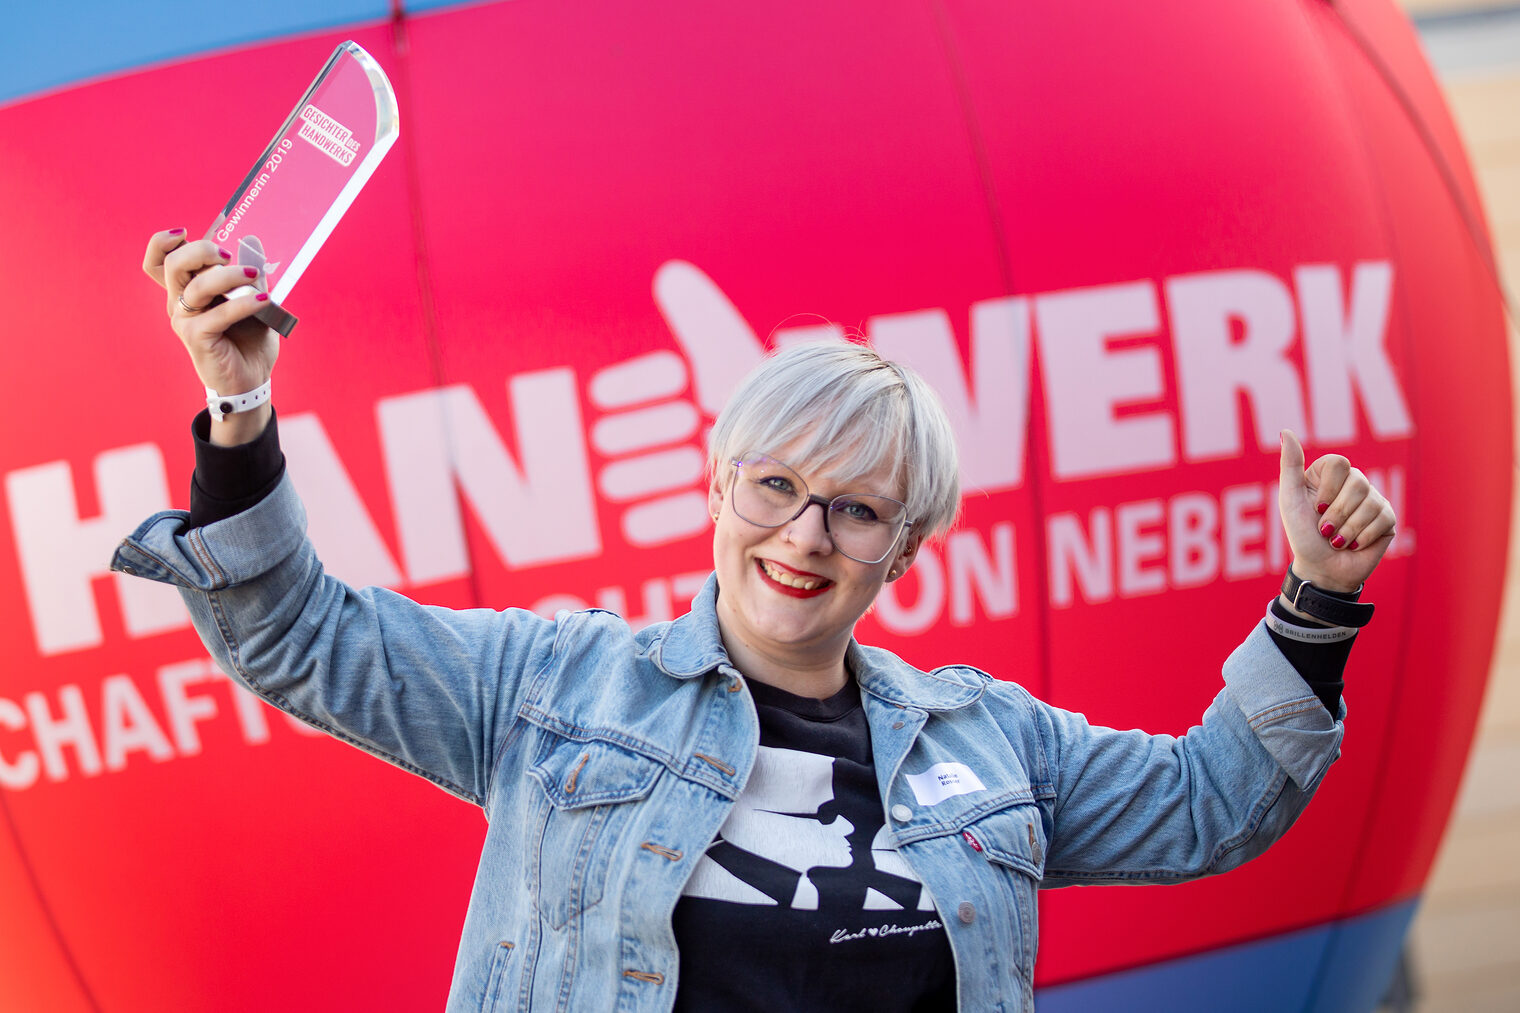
left=143, top=229, right=279, bottom=445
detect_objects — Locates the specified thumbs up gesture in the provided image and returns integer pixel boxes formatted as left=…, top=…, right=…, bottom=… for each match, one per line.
left=1277, top=430, right=1397, bottom=594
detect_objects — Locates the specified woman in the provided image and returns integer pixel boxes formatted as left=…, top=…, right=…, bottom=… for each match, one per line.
left=121, top=232, right=1395, bottom=1011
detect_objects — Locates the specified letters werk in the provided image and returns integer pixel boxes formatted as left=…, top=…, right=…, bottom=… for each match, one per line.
left=0, top=260, right=1412, bottom=787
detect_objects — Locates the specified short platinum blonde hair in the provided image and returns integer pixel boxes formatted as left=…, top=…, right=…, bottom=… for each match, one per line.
left=707, top=342, right=961, bottom=540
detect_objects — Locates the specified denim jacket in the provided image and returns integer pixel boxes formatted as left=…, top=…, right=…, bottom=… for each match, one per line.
left=111, top=474, right=1343, bottom=1013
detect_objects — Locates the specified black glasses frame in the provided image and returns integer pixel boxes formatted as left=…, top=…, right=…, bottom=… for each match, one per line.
left=727, top=454, right=912, bottom=565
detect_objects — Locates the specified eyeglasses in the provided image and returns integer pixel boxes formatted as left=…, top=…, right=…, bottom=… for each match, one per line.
left=728, top=453, right=911, bottom=564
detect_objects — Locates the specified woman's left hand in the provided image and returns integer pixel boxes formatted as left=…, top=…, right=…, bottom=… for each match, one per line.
left=1277, top=429, right=1397, bottom=594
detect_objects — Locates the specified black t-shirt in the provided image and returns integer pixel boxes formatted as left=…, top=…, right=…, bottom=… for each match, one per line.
left=672, top=677, right=956, bottom=1012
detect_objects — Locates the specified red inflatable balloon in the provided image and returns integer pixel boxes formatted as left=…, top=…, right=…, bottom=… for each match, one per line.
left=0, top=1, right=1508, bottom=1009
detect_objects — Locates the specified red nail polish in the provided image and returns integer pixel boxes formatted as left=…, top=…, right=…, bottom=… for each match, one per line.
left=1316, top=503, right=1329, bottom=515
left=217, top=246, right=231, bottom=259
left=1331, top=535, right=1346, bottom=548
left=243, top=267, right=259, bottom=278
left=1349, top=541, right=1359, bottom=551
left=255, top=293, right=269, bottom=302
left=1320, top=523, right=1335, bottom=538
left=167, top=227, right=185, bottom=236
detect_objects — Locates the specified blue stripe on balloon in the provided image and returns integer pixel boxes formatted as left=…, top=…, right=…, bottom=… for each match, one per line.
left=401, top=0, right=493, bottom=10
left=1305, top=899, right=1419, bottom=1013
left=0, top=0, right=400, bottom=107
left=1034, top=898, right=1417, bottom=1012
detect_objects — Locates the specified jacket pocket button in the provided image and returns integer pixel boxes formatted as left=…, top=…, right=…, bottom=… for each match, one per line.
left=957, top=902, right=976, bottom=925
left=890, top=803, right=913, bottom=823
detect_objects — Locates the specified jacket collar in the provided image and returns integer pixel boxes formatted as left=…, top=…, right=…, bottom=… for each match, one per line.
left=643, top=573, right=985, bottom=712
left=640, top=574, right=733, bottom=678
left=848, top=641, right=987, bottom=711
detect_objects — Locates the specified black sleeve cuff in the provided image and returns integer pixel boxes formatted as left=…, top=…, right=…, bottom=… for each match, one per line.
left=1265, top=599, right=1351, bottom=717
left=187, top=409, right=285, bottom=529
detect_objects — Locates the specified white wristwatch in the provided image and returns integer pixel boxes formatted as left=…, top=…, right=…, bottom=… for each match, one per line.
left=206, top=379, right=272, bottom=422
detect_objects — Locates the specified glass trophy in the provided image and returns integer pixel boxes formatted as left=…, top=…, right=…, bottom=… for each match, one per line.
left=206, top=41, right=400, bottom=336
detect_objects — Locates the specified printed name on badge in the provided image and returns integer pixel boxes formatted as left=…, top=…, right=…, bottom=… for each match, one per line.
left=905, top=762, right=987, bottom=806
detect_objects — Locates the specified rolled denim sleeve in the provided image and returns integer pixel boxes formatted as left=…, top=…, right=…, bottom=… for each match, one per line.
left=1029, top=622, right=1343, bottom=886
left=110, top=472, right=556, bottom=806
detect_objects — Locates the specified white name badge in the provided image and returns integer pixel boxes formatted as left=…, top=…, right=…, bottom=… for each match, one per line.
left=904, top=762, right=988, bottom=806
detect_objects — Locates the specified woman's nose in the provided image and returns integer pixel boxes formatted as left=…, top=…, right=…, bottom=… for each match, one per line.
left=784, top=499, right=835, bottom=554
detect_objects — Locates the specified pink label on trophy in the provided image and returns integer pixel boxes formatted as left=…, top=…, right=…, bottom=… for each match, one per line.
left=297, top=103, right=360, bottom=165
left=207, top=43, right=397, bottom=303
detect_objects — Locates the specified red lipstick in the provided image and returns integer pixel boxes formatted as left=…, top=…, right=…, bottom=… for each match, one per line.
left=755, top=559, right=832, bottom=599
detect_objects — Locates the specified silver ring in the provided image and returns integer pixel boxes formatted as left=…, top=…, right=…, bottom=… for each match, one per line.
left=177, top=293, right=205, bottom=315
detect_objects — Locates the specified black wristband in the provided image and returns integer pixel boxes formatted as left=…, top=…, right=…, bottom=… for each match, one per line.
left=187, top=408, right=285, bottom=529
left=1265, top=599, right=1352, bottom=716
left=1280, top=567, right=1375, bottom=628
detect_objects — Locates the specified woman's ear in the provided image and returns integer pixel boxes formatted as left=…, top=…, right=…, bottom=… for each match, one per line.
left=886, top=533, right=923, bottom=582
left=708, top=470, right=725, bottom=524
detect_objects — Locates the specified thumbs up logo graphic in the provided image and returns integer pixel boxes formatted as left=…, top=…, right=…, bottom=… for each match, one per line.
left=585, top=260, right=847, bottom=549
left=654, top=260, right=770, bottom=418
left=585, top=261, right=767, bottom=547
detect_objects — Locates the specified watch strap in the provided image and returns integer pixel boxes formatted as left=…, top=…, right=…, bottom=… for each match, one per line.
left=206, top=379, right=272, bottom=422
left=1280, top=567, right=1374, bottom=628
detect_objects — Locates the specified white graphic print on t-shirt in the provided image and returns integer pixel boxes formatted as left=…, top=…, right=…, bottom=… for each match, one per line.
left=682, top=745, right=936, bottom=913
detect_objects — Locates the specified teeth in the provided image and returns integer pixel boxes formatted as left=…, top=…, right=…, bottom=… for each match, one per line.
left=761, top=560, right=827, bottom=591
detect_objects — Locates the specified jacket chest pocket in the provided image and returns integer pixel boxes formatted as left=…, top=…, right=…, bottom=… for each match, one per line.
left=526, top=735, right=664, bottom=929
left=960, top=805, right=1047, bottom=983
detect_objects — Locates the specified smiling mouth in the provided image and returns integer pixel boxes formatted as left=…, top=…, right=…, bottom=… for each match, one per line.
left=757, top=559, right=833, bottom=597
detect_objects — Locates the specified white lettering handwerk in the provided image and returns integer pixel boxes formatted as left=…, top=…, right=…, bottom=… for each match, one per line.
left=9, top=259, right=1416, bottom=665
